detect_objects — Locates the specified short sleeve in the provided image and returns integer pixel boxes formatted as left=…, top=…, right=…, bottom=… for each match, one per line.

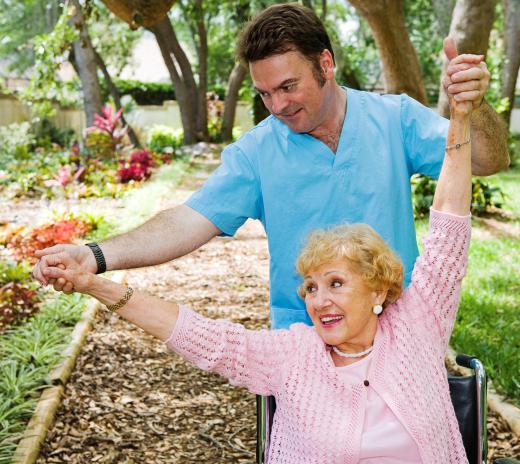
left=400, top=94, right=449, bottom=179
left=185, top=143, right=262, bottom=236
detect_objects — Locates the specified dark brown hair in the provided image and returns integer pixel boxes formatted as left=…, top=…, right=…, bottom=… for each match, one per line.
left=237, top=3, right=335, bottom=86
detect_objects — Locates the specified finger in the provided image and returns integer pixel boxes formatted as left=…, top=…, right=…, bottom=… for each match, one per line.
left=41, top=252, right=75, bottom=268
left=63, top=282, right=75, bottom=294
left=54, top=277, right=67, bottom=292
left=63, top=287, right=75, bottom=295
left=446, top=62, right=474, bottom=76
left=32, top=263, right=48, bottom=286
left=447, top=80, right=482, bottom=94
left=451, top=67, right=485, bottom=83
left=43, top=267, right=67, bottom=280
left=450, top=54, right=485, bottom=66
left=442, top=75, right=453, bottom=91
left=443, top=37, right=458, bottom=61
left=34, top=245, right=65, bottom=258
left=454, top=90, right=481, bottom=102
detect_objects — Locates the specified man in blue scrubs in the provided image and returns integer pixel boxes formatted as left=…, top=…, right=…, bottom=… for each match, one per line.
left=34, top=4, right=509, bottom=330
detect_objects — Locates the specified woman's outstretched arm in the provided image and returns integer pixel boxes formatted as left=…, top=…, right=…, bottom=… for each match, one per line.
left=44, top=258, right=179, bottom=341
left=43, top=256, right=299, bottom=396
left=432, top=89, right=473, bottom=215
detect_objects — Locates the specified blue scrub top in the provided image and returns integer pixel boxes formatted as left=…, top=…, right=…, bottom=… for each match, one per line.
left=186, top=88, right=449, bottom=329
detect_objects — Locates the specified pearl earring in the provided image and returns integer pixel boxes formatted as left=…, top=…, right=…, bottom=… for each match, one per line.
left=373, top=304, right=383, bottom=315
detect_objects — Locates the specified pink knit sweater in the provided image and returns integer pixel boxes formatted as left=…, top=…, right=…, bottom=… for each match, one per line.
left=165, top=209, right=471, bottom=464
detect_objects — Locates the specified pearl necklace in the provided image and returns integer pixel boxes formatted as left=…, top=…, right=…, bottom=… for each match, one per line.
left=332, top=345, right=373, bottom=358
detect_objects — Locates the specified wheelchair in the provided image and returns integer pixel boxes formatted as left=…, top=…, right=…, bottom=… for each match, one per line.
left=256, top=354, right=519, bottom=464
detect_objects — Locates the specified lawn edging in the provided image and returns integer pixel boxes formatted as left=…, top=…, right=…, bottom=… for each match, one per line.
left=446, top=346, right=520, bottom=437
left=11, top=271, right=126, bottom=464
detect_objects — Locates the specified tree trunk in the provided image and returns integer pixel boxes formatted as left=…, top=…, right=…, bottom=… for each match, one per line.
left=253, top=93, right=271, bottom=124
left=148, top=16, right=200, bottom=144
left=431, top=0, right=456, bottom=36
left=194, top=0, right=209, bottom=141
left=437, top=0, right=496, bottom=117
left=70, top=0, right=103, bottom=126
left=221, top=62, right=247, bottom=141
left=93, top=49, right=140, bottom=147
left=501, top=0, right=520, bottom=127
left=348, top=0, right=428, bottom=104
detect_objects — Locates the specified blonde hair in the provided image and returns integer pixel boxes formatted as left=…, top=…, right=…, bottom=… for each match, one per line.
left=296, top=224, right=404, bottom=305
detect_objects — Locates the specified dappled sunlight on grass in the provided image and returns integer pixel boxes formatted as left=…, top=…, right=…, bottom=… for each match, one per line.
left=453, top=235, right=520, bottom=406
left=414, top=165, right=520, bottom=406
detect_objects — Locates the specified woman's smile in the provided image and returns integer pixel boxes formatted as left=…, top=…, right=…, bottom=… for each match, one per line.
left=318, top=313, right=345, bottom=328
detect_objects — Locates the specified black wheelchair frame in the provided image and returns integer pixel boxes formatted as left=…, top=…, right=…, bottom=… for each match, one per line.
left=255, top=354, right=519, bottom=464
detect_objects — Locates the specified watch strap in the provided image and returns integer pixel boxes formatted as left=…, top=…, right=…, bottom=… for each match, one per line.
left=85, top=242, right=107, bottom=274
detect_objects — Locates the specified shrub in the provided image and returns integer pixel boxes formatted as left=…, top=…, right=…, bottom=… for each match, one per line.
left=412, top=174, right=507, bottom=217
left=411, top=174, right=436, bottom=217
left=5, top=218, right=93, bottom=263
left=147, top=125, right=183, bottom=154
left=32, top=118, right=75, bottom=149
left=471, top=178, right=505, bottom=214
left=0, top=122, right=35, bottom=166
left=84, top=105, right=128, bottom=160
left=0, top=281, right=40, bottom=333
left=117, top=149, right=155, bottom=183
left=102, top=79, right=176, bottom=105
left=84, top=129, right=115, bottom=160
left=0, top=261, right=41, bottom=333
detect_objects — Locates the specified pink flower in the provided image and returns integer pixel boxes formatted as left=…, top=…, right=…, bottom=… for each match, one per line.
left=44, top=165, right=85, bottom=188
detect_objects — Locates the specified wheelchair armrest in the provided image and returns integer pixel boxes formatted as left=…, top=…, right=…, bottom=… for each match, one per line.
left=493, top=459, right=520, bottom=464
left=456, top=353, right=478, bottom=369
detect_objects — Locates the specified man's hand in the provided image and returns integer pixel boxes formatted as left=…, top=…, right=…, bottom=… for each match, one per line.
left=442, top=37, right=490, bottom=110
left=33, top=244, right=97, bottom=293
left=41, top=252, right=95, bottom=295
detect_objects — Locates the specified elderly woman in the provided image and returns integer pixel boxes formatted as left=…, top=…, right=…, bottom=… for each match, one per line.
left=44, top=88, right=474, bottom=464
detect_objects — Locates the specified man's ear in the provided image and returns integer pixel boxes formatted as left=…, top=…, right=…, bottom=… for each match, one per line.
left=320, top=49, right=335, bottom=78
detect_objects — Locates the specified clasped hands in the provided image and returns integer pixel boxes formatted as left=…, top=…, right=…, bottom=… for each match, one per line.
left=442, top=37, right=489, bottom=114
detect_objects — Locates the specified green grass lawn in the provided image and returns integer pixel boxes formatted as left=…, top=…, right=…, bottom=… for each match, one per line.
left=418, top=165, right=520, bottom=406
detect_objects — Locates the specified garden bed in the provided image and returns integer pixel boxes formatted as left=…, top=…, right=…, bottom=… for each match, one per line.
left=0, top=147, right=196, bottom=463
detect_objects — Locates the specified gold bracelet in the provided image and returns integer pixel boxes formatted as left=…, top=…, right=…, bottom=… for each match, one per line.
left=106, top=286, right=134, bottom=312
left=446, top=139, right=471, bottom=150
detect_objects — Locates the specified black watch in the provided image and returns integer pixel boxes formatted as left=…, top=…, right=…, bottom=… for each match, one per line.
left=85, top=242, right=107, bottom=274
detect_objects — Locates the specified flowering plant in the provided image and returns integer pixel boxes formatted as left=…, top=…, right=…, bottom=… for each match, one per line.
left=44, top=165, right=85, bottom=188
left=86, top=105, right=128, bottom=141
left=6, top=219, right=92, bottom=263
left=84, top=105, right=128, bottom=159
left=117, top=149, right=155, bottom=183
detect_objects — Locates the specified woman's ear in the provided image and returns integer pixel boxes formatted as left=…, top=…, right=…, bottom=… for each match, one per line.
left=373, top=288, right=388, bottom=306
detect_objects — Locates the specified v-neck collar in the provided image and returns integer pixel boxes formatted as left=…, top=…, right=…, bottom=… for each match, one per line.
left=287, top=87, right=361, bottom=170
